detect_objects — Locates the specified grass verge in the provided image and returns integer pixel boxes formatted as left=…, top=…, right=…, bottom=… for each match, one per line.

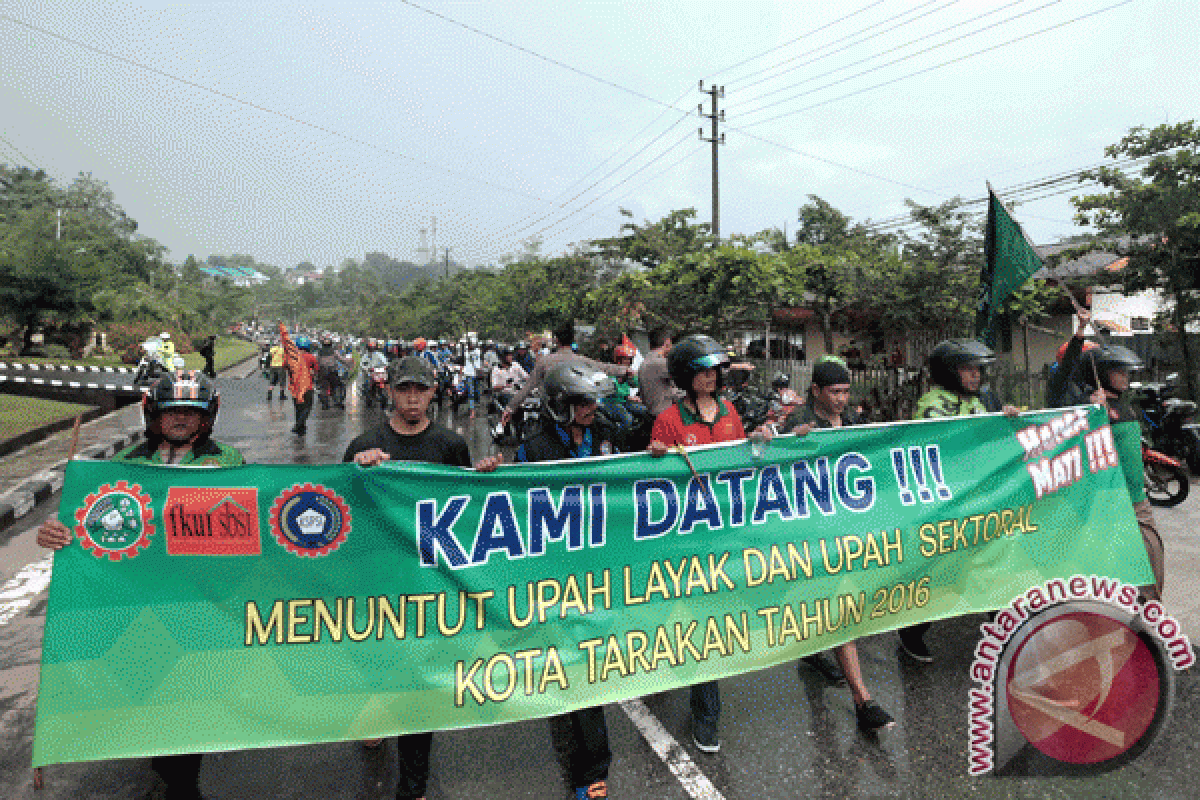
left=1, top=336, right=260, bottom=373
left=0, top=396, right=95, bottom=444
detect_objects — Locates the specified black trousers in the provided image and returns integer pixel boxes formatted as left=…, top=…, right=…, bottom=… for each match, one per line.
left=293, top=389, right=314, bottom=430
left=151, top=753, right=203, bottom=799
left=393, top=707, right=610, bottom=798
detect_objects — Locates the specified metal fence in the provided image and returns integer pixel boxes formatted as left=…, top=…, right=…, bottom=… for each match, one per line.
left=746, top=359, right=1053, bottom=422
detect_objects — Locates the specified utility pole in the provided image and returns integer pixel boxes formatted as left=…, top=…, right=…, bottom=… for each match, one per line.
left=431, top=216, right=437, bottom=267
left=444, top=247, right=451, bottom=279
left=698, top=81, right=725, bottom=241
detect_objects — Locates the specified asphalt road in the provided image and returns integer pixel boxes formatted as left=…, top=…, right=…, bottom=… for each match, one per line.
left=2, top=367, right=1198, bottom=799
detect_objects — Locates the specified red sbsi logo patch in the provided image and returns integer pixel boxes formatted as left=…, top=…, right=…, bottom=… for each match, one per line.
left=163, top=488, right=261, bottom=556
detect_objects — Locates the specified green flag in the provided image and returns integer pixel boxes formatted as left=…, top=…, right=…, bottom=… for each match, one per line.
left=977, top=186, right=1044, bottom=347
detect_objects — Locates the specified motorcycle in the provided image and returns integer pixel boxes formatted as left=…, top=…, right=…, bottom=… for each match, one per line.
left=364, top=365, right=390, bottom=410
left=133, top=337, right=184, bottom=386
left=318, top=363, right=347, bottom=410
left=1133, top=373, right=1200, bottom=474
left=445, top=364, right=469, bottom=414
left=1143, top=439, right=1189, bottom=508
left=489, top=387, right=540, bottom=446
left=597, top=396, right=654, bottom=453
left=724, top=367, right=773, bottom=433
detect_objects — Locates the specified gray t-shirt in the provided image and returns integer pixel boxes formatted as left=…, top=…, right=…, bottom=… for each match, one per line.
left=638, top=351, right=682, bottom=417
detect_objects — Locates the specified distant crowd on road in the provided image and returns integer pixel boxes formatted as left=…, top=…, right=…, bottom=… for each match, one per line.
left=38, top=307, right=1165, bottom=800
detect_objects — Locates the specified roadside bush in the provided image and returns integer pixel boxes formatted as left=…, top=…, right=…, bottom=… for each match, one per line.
left=103, top=321, right=196, bottom=363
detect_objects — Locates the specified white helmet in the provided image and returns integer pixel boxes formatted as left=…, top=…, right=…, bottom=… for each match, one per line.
left=160, top=332, right=171, bottom=340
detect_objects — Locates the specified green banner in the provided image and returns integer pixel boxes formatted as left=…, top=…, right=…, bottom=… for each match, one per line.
left=34, top=407, right=1151, bottom=766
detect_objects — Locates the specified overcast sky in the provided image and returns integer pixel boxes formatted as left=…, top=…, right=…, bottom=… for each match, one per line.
left=2, top=0, right=1196, bottom=269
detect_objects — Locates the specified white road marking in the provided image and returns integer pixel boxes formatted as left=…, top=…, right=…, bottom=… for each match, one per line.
left=619, top=698, right=725, bottom=800
left=0, top=555, right=53, bottom=627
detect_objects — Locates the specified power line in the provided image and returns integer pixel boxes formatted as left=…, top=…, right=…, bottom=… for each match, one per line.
left=492, top=131, right=698, bottom=254
left=860, top=155, right=1153, bottom=232
left=859, top=164, right=1148, bottom=237
left=397, top=0, right=681, bottom=113
left=736, top=1, right=1131, bottom=128
left=525, top=131, right=697, bottom=243
left=709, top=0, right=887, bottom=82
left=540, top=146, right=709, bottom=247
left=0, top=131, right=43, bottom=171
left=736, top=0, right=1029, bottom=105
left=546, top=86, right=694, bottom=207
left=498, top=113, right=695, bottom=241
left=0, top=12, right=548, bottom=204
left=730, top=127, right=946, bottom=197
left=729, top=0, right=954, bottom=91
left=736, top=0, right=1064, bottom=120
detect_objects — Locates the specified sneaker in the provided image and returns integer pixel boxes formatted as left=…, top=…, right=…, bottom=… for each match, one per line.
left=574, top=780, right=608, bottom=799
left=898, top=630, right=932, bottom=663
left=801, top=652, right=846, bottom=685
left=856, top=700, right=894, bottom=733
left=692, top=719, right=720, bottom=753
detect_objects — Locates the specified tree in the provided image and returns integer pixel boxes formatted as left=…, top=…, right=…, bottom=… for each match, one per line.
left=590, top=208, right=712, bottom=268
left=1073, top=121, right=1200, bottom=400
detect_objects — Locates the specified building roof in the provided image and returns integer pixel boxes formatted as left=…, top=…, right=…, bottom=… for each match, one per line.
left=1032, top=241, right=1126, bottom=280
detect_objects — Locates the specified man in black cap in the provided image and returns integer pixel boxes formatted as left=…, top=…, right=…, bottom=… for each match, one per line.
left=779, top=356, right=894, bottom=733
left=342, top=355, right=500, bottom=800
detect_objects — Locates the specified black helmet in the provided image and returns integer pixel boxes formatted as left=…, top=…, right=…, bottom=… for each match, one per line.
left=771, top=371, right=790, bottom=390
left=667, top=335, right=729, bottom=395
left=142, top=370, right=220, bottom=440
left=928, top=339, right=995, bottom=395
left=1079, top=344, right=1142, bottom=393
left=543, top=362, right=613, bottom=424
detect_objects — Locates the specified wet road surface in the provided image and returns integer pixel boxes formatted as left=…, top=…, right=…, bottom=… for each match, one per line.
left=2, top=366, right=1198, bottom=799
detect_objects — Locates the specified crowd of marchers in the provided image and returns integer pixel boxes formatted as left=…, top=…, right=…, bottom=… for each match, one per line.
left=35, top=306, right=1163, bottom=800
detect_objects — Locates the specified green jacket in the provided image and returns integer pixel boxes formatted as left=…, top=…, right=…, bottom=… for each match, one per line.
left=113, top=438, right=245, bottom=467
left=913, top=386, right=987, bottom=420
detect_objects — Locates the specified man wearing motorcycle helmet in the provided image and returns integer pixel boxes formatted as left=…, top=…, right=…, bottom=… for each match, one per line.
left=900, top=339, right=1018, bottom=663
left=501, top=322, right=629, bottom=428
left=611, top=342, right=639, bottom=403
left=1052, top=332, right=1164, bottom=602
left=771, top=370, right=802, bottom=410
left=647, top=334, right=749, bottom=753
left=515, top=363, right=616, bottom=799
left=37, top=369, right=242, bottom=798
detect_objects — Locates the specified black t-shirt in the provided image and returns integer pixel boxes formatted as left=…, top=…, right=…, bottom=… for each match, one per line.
left=342, top=422, right=471, bottom=467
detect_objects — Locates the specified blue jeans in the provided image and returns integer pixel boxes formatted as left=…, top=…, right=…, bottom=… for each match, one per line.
left=465, top=375, right=479, bottom=410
